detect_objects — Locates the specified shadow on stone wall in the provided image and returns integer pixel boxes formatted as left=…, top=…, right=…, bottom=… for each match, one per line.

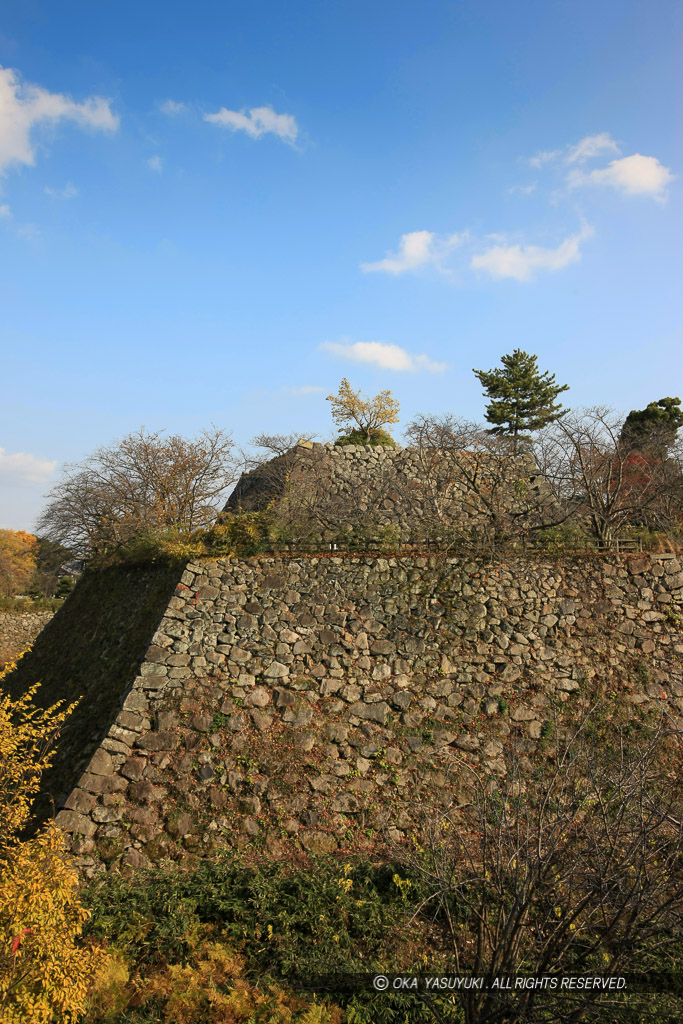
left=2, top=561, right=183, bottom=832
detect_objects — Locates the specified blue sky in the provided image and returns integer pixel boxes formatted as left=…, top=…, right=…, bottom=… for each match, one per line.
left=0, top=0, right=680, bottom=530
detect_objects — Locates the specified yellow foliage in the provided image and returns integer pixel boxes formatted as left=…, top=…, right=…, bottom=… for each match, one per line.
left=0, top=825, right=107, bottom=1022
left=83, top=952, right=130, bottom=1022
left=0, top=678, right=107, bottom=1022
left=0, top=529, right=38, bottom=597
left=85, top=933, right=344, bottom=1024
left=326, top=377, right=400, bottom=442
left=0, top=678, right=79, bottom=847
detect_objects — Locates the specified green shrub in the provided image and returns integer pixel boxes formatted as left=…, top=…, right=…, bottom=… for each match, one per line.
left=0, top=595, right=63, bottom=613
left=334, top=428, right=397, bottom=448
left=81, top=852, right=443, bottom=1023
left=531, top=522, right=594, bottom=553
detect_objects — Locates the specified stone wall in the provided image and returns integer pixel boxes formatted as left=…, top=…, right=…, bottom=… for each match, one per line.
left=3, top=563, right=185, bottom=826
left=42, top=551, right=682, bottom=877
left=225, top=441, right=549, bottom=542
left=0, top=611, right=54, bottom=664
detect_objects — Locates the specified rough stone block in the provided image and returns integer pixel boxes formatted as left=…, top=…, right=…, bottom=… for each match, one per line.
left=511, top=705, right=536, bottom=722
left=453, top=734, right=479, bottom=752
left=122, top=849, right=151, bottom=869
left=191, top=714, right=213, bottom=732
left=138, top=675, right=168, bottom=691
left=135, top=731, right=181, bottom=751
left=347, top=700, right=390, bottom=725
left=264, top=661, right=289, bottom=678
left=92, top=804, right=123, bottom=823
left=300, top=830, right=337, bottom=855
left=121, top=757, right=146, bottom=781
left=79, top=772, right=129, bottom=795
left=251, top=710, right=272, bottom=732
left=54, top=810, right=96, bottom=837
left=331, top=794, right=360, bottom=813
left=294, top=730, right=316, bottom=751
left=86, top=749, right=114, bottom=776
left=116, top=711, right=148, bottom=733
left=247, top=686, right=271, bottom=707
left=129, top=780, right=168, bottom=804
left=64, top=788, right=98, bottom=815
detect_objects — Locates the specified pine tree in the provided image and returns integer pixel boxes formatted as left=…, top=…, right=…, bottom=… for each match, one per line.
left=472, top=350, right=569, bottom=453
left=619, top=397, right=683, bottom=457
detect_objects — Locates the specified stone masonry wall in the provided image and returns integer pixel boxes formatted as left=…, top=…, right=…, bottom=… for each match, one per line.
left=0, top=611, right=54, bottom=663
left=225, top=441, right=547, bottom=541
left=51, top=552, right=683, bottom=878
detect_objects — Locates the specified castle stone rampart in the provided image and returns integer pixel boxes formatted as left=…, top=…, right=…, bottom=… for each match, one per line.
left=225, top=441, right=548, bottom=542
left=0, top=611, right=54, bottom=663
left=24, top=551, right=680, bottom=876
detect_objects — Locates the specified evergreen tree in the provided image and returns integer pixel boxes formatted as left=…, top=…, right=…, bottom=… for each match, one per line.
left=619, top=397, right=683, bottom=456
left=472, top=349, right=569, bottom=453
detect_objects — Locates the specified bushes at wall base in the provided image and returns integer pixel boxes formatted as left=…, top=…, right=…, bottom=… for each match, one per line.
left=84, top=937, right=344, bottom=1024
left=0, top=825, right=107, bottom=1023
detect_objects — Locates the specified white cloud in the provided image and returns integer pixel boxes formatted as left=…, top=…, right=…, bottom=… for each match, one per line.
left=508, top=182, right=537, bottom=196
left=284, top=385, right=326, bottom=395
left=566, top=132, right=620, bottom=164
left=360, top=229, right=465, bottom=275
left=471, top=223, right=594, bottom=282
left=160, top=99, right=187, bottom=116
left=147, top=155, right=163, bottom=172
left=44, top=182, right=78, bottom=199
left=16, top=223, right=41, bottom=242
left=528, top=148, right=561, bottom=168
left=0, top=447, right=57, bottom=483
left=0, top=203, right=10, bottom=217
left=319, top=339, right=448, bottom=373
left=0, top=66, right=119, bottom=175
left=568, top=153, right=675, bottom=201
left=204, top=104, right=299, bottom=144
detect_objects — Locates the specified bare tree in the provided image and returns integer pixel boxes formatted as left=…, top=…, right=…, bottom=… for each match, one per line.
left=401, top=414, right=565, bottom=553
left=269, top=444, right=407, bottom=548
left=399, top=713, right=683, bottom=1024
left=37, top=427, right=238, bottom=557
left=236, top=433, right=318, bottom=473
left=534, top=407, right=683, bottom=546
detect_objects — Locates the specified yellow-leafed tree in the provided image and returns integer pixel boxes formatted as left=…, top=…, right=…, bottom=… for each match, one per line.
left=326, top=378, right=400, bottom=445
left=0, top=655, right=106, bottom=1022
left=0, top=530, right=38, bottom=598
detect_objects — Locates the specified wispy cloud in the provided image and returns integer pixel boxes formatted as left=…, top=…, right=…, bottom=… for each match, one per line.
left=283, top=385, right=326, bottom=395
left=160, top=99, right=187, bottom=116
left=0, top=66, right=119, bottom=175
left=568, top=153, right=675, bottom=202
left=566, top=132, right=620, bottom=164
left=44, top=182, right=78, bottom=199
left=508, top=182, right=537, bottom=196
left=471, top=223, right=594, bottom=282
left=204, top=104, right=299, bottom=144
left=147, top=155, right=163, bottom=173
left=0, top=203, right=10, bottom=217
left=319, top=339, right=448, bottom=373
left=528, top=148, right=561, bottom=169
left=0, top=447, right=57, bottom=483
left=360, top=229, right=466, bottom=275
left=16, top=223, right=41, bottom=242
left=528, top=133, right=619, bottom=169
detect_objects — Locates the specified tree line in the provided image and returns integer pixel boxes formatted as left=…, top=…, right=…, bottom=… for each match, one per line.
left=28, top=351, right=683, bottom=564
